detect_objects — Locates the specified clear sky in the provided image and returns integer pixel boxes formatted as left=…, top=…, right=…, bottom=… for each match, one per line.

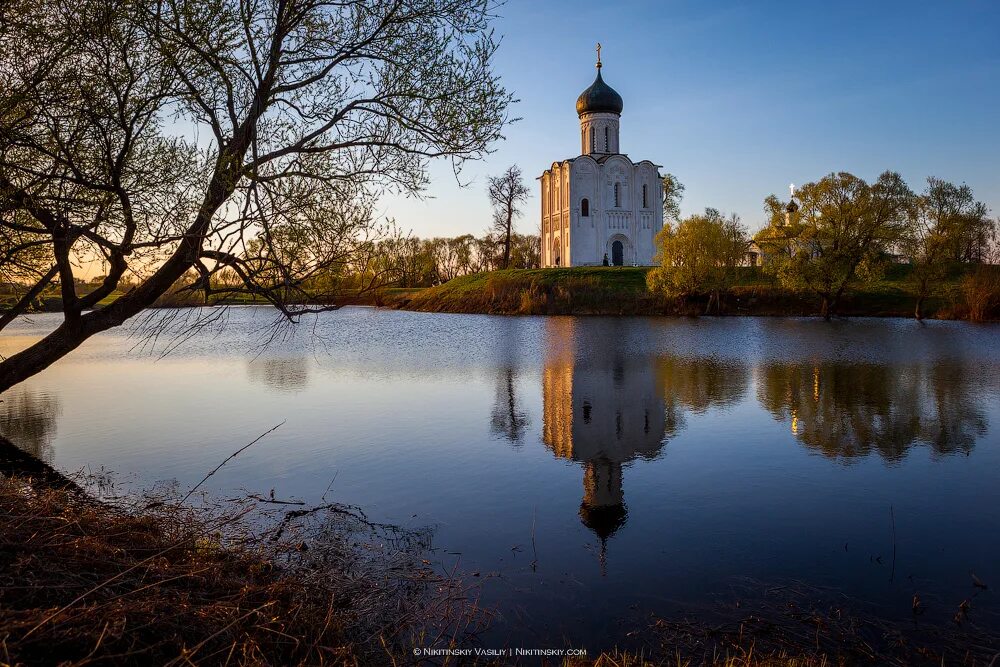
left=381, top=0, right=1000, bottom=237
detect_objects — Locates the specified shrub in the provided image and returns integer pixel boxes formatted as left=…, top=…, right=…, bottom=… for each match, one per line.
left=961, top=266, right=1000, bottom=321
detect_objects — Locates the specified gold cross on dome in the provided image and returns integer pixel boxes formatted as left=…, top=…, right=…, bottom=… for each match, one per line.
left=596, top=43, right=602, bottom=68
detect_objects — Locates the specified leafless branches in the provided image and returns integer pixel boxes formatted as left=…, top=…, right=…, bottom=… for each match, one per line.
left=487, top=164, right=529, bottom=270
left=0, top=0, right=513, bottom=391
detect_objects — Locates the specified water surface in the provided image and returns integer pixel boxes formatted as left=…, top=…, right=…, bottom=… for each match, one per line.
left=2, top=308, right=999, bottom=647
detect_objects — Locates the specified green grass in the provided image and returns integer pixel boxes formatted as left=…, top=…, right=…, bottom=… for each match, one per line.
left=6, top=264, right=992, bottom=320
left=398, top=265, right=976, bottom=318
left=400, top=267, right=659, bottom=315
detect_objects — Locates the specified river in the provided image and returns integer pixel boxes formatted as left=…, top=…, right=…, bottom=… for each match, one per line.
left=2, top=307, right=999, bottom=648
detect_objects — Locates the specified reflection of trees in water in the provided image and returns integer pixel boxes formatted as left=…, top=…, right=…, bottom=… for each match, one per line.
left=246, top=357, right=310, bottom=392
left=489, top=317, right=532, bottom=445
left=490, top=366, right=530, bottom=445
left=657, top=356, right=749, bottom=417
left=0, top=389, right=61, bottom=462
left=757, top=362, right=988, bottom=461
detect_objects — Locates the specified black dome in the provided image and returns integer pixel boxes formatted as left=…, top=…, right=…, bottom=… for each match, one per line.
left=576, top=69, right=623, bottom=116
left=579, top=501, right=628, bottom=541
left=785, top=199, right=799, bottom=214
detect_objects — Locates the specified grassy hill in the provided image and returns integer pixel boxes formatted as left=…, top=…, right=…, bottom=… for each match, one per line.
left=395, top=265, right=973, bottom=318
left=6, top=266, right=992, bottom=320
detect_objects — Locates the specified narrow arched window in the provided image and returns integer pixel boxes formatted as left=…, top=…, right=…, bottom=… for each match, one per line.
left=589, top=127, right=595, bottom=152
left=604, top=126, right=609, bottom=152
left=614, top=182, right=621, bottom=207
left=581, top=198, right=589, bottom=217
left=642, top=184, right=648, bottom=208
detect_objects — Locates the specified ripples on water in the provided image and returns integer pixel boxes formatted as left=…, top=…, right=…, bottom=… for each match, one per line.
left=2, top=307, right=999, bottom=646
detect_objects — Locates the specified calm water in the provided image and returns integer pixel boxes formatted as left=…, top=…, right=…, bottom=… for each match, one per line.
left=2, top=308, right=1000, bottom=647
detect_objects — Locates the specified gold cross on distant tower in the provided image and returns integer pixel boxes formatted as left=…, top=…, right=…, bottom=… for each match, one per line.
left=596, top=43, right=602, bottom=69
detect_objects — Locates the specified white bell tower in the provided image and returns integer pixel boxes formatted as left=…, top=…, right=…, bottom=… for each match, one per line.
left=577, top=43, right=623, bottom=156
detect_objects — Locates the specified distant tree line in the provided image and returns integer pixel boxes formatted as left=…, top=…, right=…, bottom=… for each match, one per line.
left=648, top=172, right=999, bottom=320
left=369, top=232, right=540, bottom=288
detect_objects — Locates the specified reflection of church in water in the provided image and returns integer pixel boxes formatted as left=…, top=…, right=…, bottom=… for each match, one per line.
left=541, top=319, right=668, bottom=555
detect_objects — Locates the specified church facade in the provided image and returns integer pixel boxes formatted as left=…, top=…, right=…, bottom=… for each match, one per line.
left=539, top=49, right=665, bottom=267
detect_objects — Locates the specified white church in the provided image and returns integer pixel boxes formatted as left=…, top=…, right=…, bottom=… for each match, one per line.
left=540, top=46, right=665, bottom=267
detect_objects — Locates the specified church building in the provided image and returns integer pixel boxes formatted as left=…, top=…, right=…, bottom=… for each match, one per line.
left=540, top=46, right=665, bottom=267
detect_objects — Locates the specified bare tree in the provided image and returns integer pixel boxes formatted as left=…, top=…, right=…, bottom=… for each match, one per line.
left=487, top=165, right=529, bottom=270
left=0, top=0, right=512, bottom=392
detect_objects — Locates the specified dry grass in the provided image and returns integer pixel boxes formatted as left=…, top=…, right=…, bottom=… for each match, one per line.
left=3, top=474, right=998, bottom=666
left=2, top=432, right=997, bottom=666
left=0, top=471, right=485, bottom=666
left=960, top=266, right=1000, bottom=322
left=563, top=576, right=1000, bottom=667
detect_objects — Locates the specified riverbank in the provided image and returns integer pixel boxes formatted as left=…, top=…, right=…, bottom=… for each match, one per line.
left=0, top=437, right=474, bottom=666
left=393, top=266, right=996, bottom=319
left=3, top=470, right=997, bottom=666
left=3, top=429, right=999, bottom=665
left=8, top=266, right=995, bottom=321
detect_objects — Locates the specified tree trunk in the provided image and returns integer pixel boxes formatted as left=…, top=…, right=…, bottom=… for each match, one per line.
left=828, top=295, right=840, bottom=320
left=0, top=318, right=90, bottom=393
left=502, top=209, right=513, bottom=269
left=0, top=265, right=59, bottom=333
left=914, top=278, right=930, bottom=320
left=0, top=155, right=241, bottom=394
left=820, top=296, right=831, bottom=321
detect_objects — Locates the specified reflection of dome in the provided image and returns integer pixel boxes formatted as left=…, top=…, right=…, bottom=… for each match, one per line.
left=576, top=70, right=624, bottom=116
left=579, top=501, right=628, bottom=541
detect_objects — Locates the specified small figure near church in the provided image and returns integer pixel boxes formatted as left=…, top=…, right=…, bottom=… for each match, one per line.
left=539, top=45, right=666, bottom=267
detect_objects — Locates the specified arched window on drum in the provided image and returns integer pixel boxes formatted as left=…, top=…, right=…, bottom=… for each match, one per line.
left=581, top=198, right=590, bottom=217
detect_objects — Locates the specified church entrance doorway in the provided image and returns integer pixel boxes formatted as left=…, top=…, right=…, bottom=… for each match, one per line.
left=611, top=240, right=624, bottom=266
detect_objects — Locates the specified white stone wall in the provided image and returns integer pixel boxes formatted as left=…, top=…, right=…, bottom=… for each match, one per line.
left=579, top=112, right=620, bottom=155
left=541, top=157, right=663, bottom=267
left=539, top=102, right=664, bottom=268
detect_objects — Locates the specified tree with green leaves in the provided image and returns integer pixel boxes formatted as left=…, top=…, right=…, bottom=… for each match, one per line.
left=903, top=177, right=989, bottom=319
left=661, top=173, right=685, bottom=224
left=755, top=172, right=913, bottom=320
left=0, top=0, right=512, bottom=393
left=647, top=208, right=748, bottom=312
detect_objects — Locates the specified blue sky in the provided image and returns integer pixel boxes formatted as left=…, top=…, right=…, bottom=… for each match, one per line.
left=382, top=0, right=1000, bottom=237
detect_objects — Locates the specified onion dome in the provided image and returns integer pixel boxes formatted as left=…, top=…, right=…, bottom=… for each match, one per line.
left=576, top=69, right=624, bottom=116
left=785, top=199, right=799, bottom=214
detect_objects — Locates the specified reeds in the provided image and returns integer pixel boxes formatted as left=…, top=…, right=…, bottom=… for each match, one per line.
left=960, top=266, right=1000, bottom=322
left=0, top=473, right=484, bottom=666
